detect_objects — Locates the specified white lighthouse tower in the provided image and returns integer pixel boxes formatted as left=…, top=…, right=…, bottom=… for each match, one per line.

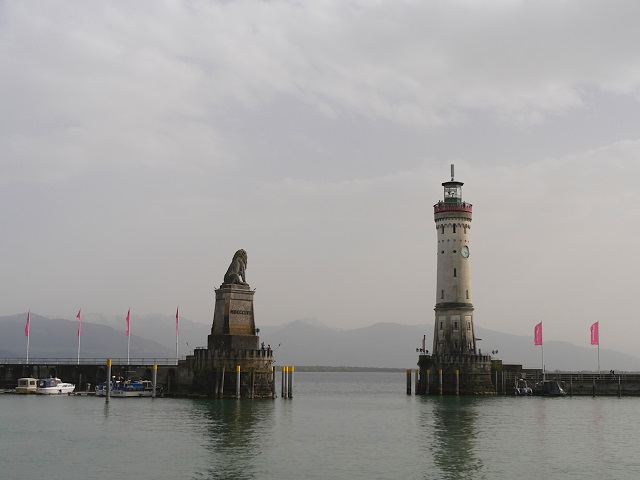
left=433, top=164, right=476, bottom=356
left=417, top=165, right=494, bottom=395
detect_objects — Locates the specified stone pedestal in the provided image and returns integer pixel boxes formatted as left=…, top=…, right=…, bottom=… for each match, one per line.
left=208, top=284, right=259, bottom=351
left=418, top=354, right=494, bottom=395
left=176, top=281, right=274, bottom=397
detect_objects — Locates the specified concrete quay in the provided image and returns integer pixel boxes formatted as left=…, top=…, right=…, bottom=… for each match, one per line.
left=0, top=360, right=179, bottom=394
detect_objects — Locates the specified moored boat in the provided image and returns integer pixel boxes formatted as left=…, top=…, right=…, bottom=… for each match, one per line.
left=514, top=378, right=532, bottom=396
left=110, top=378, right=155, bottom=398
left=36, top=377, right=75, bottom=395
left=95, top=381, right=113, bottom=397
left=532, top=380, right=567, bottom=397
left=16, top=377, right=38, bottom=394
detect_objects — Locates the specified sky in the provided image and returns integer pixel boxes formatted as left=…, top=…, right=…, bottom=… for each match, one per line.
left=2, top=1, right=640, bottom=356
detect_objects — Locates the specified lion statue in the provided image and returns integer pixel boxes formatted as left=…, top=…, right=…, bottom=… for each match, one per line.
left=223, top=249, right=248, bottom=285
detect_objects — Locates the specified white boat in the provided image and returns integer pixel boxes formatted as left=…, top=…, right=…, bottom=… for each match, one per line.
left=95, top=381, right=113, bottom=397
left=16, top=377, right=38, bottom=394
left=36, top=377, right=75, bottom=395
left=110, top=378, right=155, bottom=398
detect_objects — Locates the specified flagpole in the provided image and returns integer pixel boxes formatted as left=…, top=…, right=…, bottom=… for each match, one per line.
left=77, top=309, right=82, bottom=366
left=542, top=342, right=545, bottom=381
left=175, top=306, right=179, bottom=364
left=26, top=310, right=30, bottom=364
left=125, top=308, right=131, bottom=365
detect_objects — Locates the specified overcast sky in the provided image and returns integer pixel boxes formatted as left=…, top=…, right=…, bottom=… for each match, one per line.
left=2, top=1, right=640, bottom=356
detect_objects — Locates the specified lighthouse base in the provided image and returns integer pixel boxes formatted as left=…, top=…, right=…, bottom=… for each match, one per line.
left=417, top=354, right=494, bottom=395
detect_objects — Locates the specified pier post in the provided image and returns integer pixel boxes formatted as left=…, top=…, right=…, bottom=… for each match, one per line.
left=406, top=369, right=412, bottom=395
left=415, top=369, right=419, bottom=395
left=106, top=358, right=112, bottom=403
left=456, top=370, right=459, bottom=396
left=281, top=366, right=287, bottom=398
left=439, top=369, right=443, bottom=395
left=152, top=364, right=158, bottom=398
left=272, top=366, right=276, bottom=398
left=426, top=370, right=430, bottom=395
left=250, top=371, right=255, bottom=399
left=220, top=367, right=225, bottom=398
left=236, top=365, right=241, bottom=399
left=592, top=377, right=596, bottom=397
left=618, top=375, right=621, bottom=398
left=79, top=373, right=82, bottom=393
left=288, top=366, right=294, bottom=398
left=569, top=375, right=572, bottom=397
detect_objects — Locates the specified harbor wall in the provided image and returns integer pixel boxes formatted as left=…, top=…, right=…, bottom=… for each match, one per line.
left=0, top=363, right=179, bottom=393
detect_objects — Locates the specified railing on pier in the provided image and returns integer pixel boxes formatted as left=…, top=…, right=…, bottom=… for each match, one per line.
left=0, top=357, right=182, bottom=366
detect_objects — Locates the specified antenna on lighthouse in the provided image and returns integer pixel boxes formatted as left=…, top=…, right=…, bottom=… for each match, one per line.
left=451, top=164, right=455, bottom=181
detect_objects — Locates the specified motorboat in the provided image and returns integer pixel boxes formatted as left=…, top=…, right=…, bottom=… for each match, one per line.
left=110, top=377, right=155, bottom=398
left=514, top=378, right=532, bottom=396
left=532, top=380, right=567, bottom=397
left=36, top=377, right=75, bottom=395
left=16, top=377, right=38, bottom=394
left=95, top=381, right=113, bottom=397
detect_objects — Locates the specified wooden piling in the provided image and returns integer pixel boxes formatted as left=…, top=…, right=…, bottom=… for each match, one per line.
left=618, top=375, right=621, bottom=398
left=220, top=367, right=225, bottom=398
left=439, top=369, right=443, bottom=395
left=569, top=375, right=572, bottom=397
left=414, top=369, right=419, bottom=395
left=250, top=371, right=255, bottom=399
left=106, top=358, right=112, bottom=403
left=406, top=369, right=412, bottom=395
left=272, top=366, right=276, bottom=398
left=288, top=366, right=294, bottom=398
left=281, top=366, right=287, bottom=398
left=426, top=370, right=430, bottom=395
left=152, top=364, right=158, bottom=398
left=236, top=365, right=241, bottom=399
left=456, top=370, right=459, bottom=396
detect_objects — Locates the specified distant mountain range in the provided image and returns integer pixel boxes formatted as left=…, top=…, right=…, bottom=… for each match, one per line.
left=1, top=313, right=638, bottom=371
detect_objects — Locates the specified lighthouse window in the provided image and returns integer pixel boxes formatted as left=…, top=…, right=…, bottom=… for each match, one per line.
left=452, top=225, right=456, bottom=233
left=467, top=321, right=471, bottom=329
left=466, top=290, right=469, bottom=299
left=440, top=321, right=443, bottom=329
left=454, top=268, right=457, bottom=277
left=441, top=290, right=444, bottom=299
left=454, top=341, right=459, bottom=350
left=454, top=321, right=458, bottom=330
left=441, top=226, right=445, bottom=234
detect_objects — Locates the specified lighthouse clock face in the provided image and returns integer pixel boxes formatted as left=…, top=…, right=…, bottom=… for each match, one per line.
left=461, top=246, right=469, bottom=258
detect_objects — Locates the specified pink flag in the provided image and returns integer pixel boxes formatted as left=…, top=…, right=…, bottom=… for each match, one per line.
left=534, top=322, right=542, bottom=346
left=590, top=321, right=599, bottom=345
left=77, top=309, right=82, bottom=337
left=176, top=307, right=180, bottom=336
left=25, top=311, right=30, bottom=337
left=125, top=308, right=130, bottom=337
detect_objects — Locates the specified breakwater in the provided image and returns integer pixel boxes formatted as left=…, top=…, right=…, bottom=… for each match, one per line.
left=0, top=360, right=179, bottom=394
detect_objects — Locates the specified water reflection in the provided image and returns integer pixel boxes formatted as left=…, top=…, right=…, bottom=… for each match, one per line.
left=422, top=397, right=484, bottom=480
left=190, top=399, right=276, bottom=479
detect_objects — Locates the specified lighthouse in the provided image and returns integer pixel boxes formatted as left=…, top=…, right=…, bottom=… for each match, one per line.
left=417, top=165, right=494, bottom=395
left=433, top=164, right=475, bottom=356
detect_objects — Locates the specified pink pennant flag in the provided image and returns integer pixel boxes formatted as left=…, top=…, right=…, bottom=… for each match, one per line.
left=25, top=311, right=30, bottom=337
left=176, top=307, right=180, bottom=337
left=534, top=322, right=542, bottom=346
left=590, top=321, right=599, bottom=346
left=77, top=309, right=82, bottom=337
left=125, top=308, right=130, bottom=337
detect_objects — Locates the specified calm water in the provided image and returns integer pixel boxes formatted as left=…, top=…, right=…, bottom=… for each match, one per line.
left=1, top=372, right=639, bottom=479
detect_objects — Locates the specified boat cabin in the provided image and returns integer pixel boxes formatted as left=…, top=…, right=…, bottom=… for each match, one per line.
left=16, top=377, right=37, bottom=394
